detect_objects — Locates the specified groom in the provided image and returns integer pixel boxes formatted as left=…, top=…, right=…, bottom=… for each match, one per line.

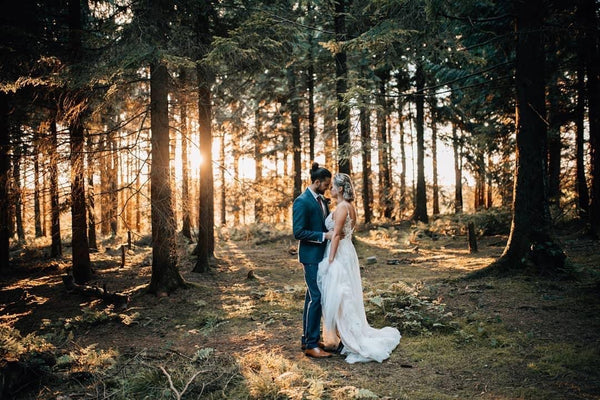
left=292, top=163, right=334, bottom=358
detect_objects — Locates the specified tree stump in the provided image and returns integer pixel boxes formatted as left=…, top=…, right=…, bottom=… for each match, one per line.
left=468, top=222, right=478, bottom=253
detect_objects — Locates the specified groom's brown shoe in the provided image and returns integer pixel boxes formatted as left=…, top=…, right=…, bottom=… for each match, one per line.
left=304, top=347, right=332, bottom=358
left=301, top=341, right=326, bottom=351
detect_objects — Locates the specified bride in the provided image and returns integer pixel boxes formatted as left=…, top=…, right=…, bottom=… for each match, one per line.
left=317, top=173, right=401, bottom=364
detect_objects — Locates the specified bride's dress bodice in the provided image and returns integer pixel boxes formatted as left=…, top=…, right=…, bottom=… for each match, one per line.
left=324, top=212, right=354, bottom=239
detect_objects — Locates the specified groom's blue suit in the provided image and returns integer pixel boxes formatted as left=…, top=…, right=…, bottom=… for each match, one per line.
left=293, top=188, right=329, bottom=350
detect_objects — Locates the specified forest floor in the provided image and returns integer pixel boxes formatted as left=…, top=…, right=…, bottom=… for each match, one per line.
left=2, top=214, right=600, bottom=399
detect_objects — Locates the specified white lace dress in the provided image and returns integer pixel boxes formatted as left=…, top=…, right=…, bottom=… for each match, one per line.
left=317, top=212, right=401, bottom=364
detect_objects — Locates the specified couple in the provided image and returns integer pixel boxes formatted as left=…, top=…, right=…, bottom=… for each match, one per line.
left=292, top=163, right=401, bottom=363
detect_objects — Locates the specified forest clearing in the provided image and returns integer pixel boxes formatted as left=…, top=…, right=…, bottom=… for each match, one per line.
left=2, top=0, right=600, bottom=398
left=2, top=216, right=600, bottom=399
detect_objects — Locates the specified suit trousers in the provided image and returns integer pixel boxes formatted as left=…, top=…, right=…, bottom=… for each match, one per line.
left=302, top=262, right=322, bottom=349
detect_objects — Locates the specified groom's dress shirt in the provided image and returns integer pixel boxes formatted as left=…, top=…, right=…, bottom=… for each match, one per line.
left=308, top=187, right=326, bottom=243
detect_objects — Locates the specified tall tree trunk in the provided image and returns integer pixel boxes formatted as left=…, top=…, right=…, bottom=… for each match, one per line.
left=49, top=117, right=62, bottom=257
left=452, top=124, right=463, bottom=213
left=376, top=68, right=392, bottom=219
left=359, top=98, right=372, bottom=224
left=575, top=15, right=590, bottom=219
left=70, top=113, right=92, bottom=283
left=33, top=138, right=43, bottom=237
left=180, top=70, right=191, bottom=239
left=475, top=1, right=565, bottom=276
left=13, top=130, right=25, bottom=242
left=323, top=111, right=335, bottom=168
left=430, top=101, right=439, bottom=216
left=110, top=132, right=118, bottom=236
left=547, top=81, right=562, bottom=205
left=289, top=68, right=303, bottom=200
left=0, top=93, right=10, bottom=269
left=149, top=60, right=185, bottom=292
left=413, top=62, right=428, bottom=223
left=86, top=135, right=97, bottom=250
left=334, top=0, right=351, bottom=174
left=582, top=0, right=600, bottom=236
left=486, top=153, right=493, bottom=209
left=220, top=131, right=226, bottom=226
left=193, top=65, right=215, bottom=272
left=307, top=7, right=316, bottom=163
left=254, top=107, right=263, bottom=222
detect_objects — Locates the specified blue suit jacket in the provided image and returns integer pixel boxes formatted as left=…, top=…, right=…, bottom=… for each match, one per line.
left=293, top=188, right=330, bottom=264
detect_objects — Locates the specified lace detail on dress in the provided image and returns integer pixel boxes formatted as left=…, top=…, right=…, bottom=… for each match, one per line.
left=324, top=209, right=354, bottom=239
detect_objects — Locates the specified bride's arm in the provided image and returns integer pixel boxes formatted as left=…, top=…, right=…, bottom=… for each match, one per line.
left=328, top=204, right=348, bottom=263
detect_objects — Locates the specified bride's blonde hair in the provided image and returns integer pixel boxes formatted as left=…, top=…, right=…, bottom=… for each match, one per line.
left=333, top=173, right=355, bottom=201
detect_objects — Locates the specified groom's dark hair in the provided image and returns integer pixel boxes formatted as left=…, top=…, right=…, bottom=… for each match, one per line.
left=310, top=162, right=332, bottom=182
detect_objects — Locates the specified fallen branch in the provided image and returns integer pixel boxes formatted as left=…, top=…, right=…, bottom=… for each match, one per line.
left=159, top=365, right=206, bottom=400
left=62, top=275, right=129, bottom=309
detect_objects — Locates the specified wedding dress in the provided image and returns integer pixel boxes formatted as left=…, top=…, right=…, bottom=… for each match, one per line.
left=317, top=210, right=401, bottom=364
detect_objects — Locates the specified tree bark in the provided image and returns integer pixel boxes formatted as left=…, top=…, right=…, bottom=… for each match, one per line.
left=307, top=13, right=316, bottom=163
left=376, top=68, right=392, bottom=219
left=452, top=124, right=463, bottom=213
left=193, top=65, right=215, bottom=272
left=33, top=138, right=43, bottom=238
left=413, top=62, right=428, bottom=223
left=180, top=70, right=192, bottom=239
left=575, top=6, right=590, bottom=220
left=69, top=112, right=92, bottom=283
left=582, top=0, right=600, bottom=236
left=149, top=60, right=185, bottom=293
left=0, top=93, right=10, bottom=269
left=254, top=107, right=263, bottom=222
left=220, top=131, right=226, bottom=226
left=430, top=99, right=439, bottom=216
left=288, top=68, right=302, bottom=200
left=12, top=130, right=25, bottom=242
left=474, top=1, right=565, bottom=276
left=359, top=100, right=372, bottom=224
left=335, top=0, right=351, bottom=174
left=86, top=134, right=97, bottom=250
left=49, top=117, right=62, bottom=258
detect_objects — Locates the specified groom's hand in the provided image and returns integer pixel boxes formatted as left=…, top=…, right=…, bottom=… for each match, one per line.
left=324, top=231, right=343, bottom=241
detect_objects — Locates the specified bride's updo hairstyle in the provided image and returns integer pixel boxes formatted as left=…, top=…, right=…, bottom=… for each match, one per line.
left=310, top=162, right=332, bottom=183
left=333, top=173, right=355, bottom=201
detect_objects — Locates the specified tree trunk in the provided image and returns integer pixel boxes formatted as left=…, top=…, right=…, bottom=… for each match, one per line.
left=307, top=22, right=316, bottom=163
left=254, top=107, right=263, bottom=222
left=33, top=139, right=43, bottom=237
left=0, top=93, right=10, bottom=269
left=110, top=132, right=118, bottom=236
left=474, top=1, right=565, bottom=276
left=289, top=68, right=302, bottom=200
left=575, top=29, right=590, bottom=220
left=220, top=131, right=226, bottom=226
left=193, top=65, right=215, bottom=272
left=359, top=99, right=372, bottom=224
left=376, top=68, right=392, bottom=219
left=413, top=62, right=428, bottom=223
left=149, top=60, right=185, bottom=292
left=86, top=134, right=97, bottom=250
left=180, top=70, right=192, bottom=239
left=335, top=0, right=351, bottom=174
left=12, top=131, right=25, bottom=242
left=582, top=0, right=600, bottom=236
left=486, top=153, right=493, bottom=209
left=323, top=110, right=335, bottom=168
left=49, top=117, right=62, bottom=258
left=430, top=101, right=439, bottom=216
left=70, top=113, right=92, bottom=284
left=547, top=80, right=562, bottom=205
left=452, top=124, right=463, bottom=213
left=100, top=135, right=110, bottom=235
